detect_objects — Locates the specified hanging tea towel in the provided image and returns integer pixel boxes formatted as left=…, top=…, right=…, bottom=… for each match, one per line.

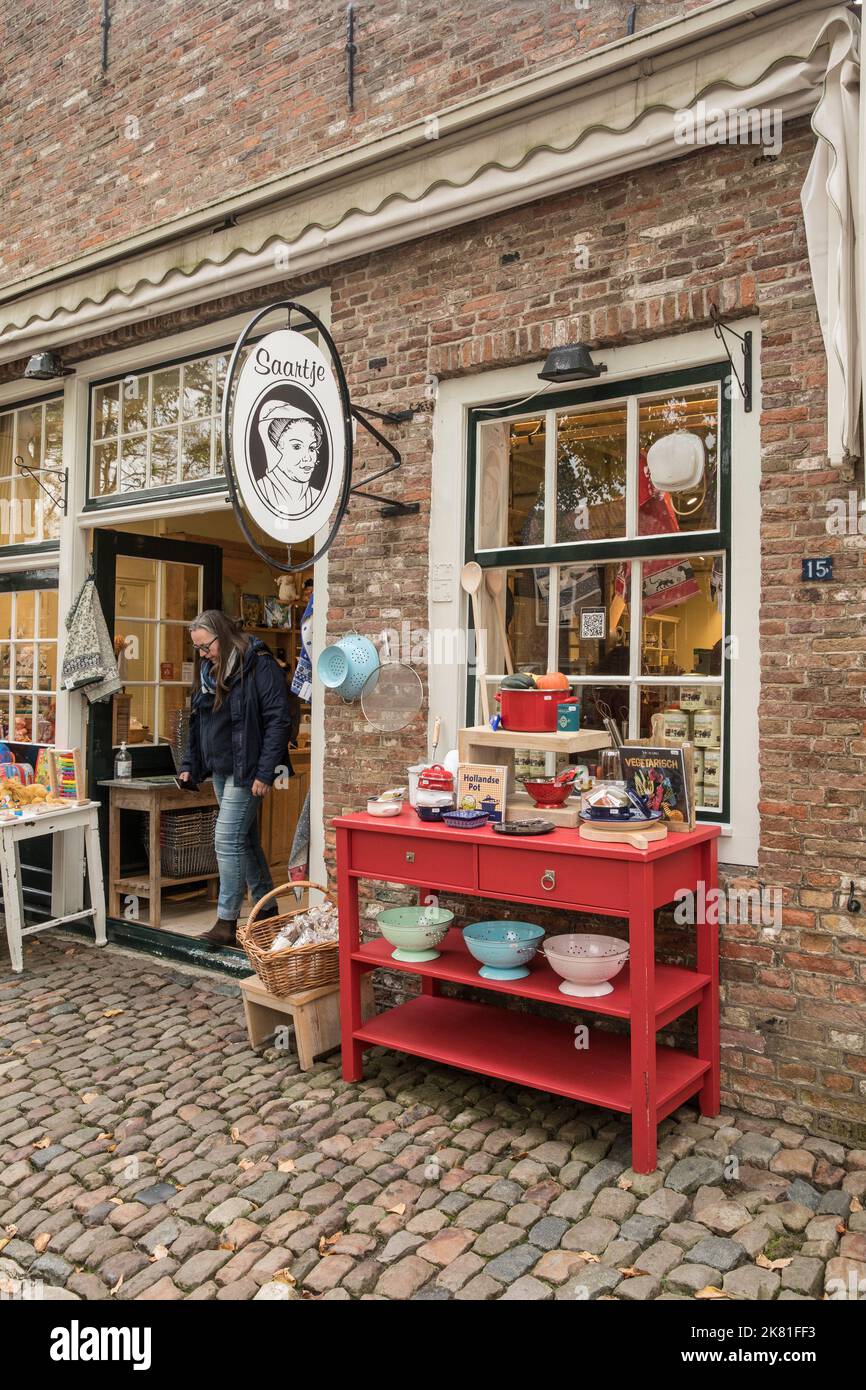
left=61, top=576, right=122, bottom=703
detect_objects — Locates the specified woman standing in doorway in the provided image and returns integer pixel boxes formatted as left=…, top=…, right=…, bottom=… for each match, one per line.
left=179, top=610, right=291, bottom=949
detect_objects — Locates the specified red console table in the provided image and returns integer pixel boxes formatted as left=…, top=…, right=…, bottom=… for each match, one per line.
left=335, top=810, right=720, bottom=1173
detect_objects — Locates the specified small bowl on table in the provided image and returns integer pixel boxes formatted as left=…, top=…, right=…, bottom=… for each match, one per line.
left=376, top=905, right=454, bottom=962
left=462, top=920, right=545, bottom=980
left=543, top=933, right=629, bottom=997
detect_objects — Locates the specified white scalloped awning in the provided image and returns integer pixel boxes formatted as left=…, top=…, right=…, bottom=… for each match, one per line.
left=0, top=2, right=859, bottom=460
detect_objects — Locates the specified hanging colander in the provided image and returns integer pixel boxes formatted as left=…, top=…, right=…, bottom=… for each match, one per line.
left=317, top=632, right=381, bottom=701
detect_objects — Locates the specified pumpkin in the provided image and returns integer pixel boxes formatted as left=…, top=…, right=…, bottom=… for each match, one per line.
left=535, top=671, right=570, bottom=691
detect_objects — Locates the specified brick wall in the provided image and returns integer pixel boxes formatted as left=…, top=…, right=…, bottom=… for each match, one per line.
left=1, top=0, right=709, bottom=287
left=5, top=106, right=862, bottom=1141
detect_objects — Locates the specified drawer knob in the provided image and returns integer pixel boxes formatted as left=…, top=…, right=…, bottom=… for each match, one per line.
left=406, top=851, right=415, bottom=863
left=541, top=869, right=556, bottom=892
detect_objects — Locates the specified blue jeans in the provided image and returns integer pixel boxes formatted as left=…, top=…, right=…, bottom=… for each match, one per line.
left=211, top=775, right=274, bottom=922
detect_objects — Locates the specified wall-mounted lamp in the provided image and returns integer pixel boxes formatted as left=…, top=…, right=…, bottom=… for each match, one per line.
left=538, top=343, right=607, bottom=383
left=23, top=351, right=74, bottom=381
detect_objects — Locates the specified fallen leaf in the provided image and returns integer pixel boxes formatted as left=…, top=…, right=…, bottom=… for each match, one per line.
left=107, top=1144, right=117, bottom=1153
left=385, top=1203, right=406, bottom=1216
left=0, top=1239, right=10, bottom=1252
left=97, top=1133, right=114, bottom=1141
left=218, top=1241, right=236, bottom=1252
left=110, top=1274, right=124, bottom=1296
left=230, top=1126, right=241, bottom=1143
left=150, top=1245, right=170, bottom=1261
left=154, top=1155, right=164, bottom=1168
left=319, top=1232, right=343, bottom=1255
left=851, top=1198, right=863, bottom=1213
left=33, top=1232, right=51, bottom=1253
left=81, top=1093, right=98, bottom=1104
left=237, top=1158, right=256, bottom=1171
left=103, top=1009, right=124, bottom=1018
left=109, top=1197, right=124, bottom=1206
left=32, top=1136, right=51, bottom=1150
left=836, top=1222, right=847, bottom=1235
left=696, top=1285, right=731, bottom=1300
left=3, top=1225, right=17, bottom=1237
left=617, top=1175, right=633, bottom=1190
left=575, top=1251, right=600, bottom=1263
left=617, top=1266, right=643, bottom=1278
left=756, top=1253, right=792, bottom=1271
left=277, top=1159, right=295, bottom=1173
left=272, top=1269, right=296, bottom=1286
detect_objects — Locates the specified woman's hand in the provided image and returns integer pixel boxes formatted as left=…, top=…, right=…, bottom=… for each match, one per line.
left=252, top=779, right=270, bottom=797
left=178, top=771, right=191, bottom=783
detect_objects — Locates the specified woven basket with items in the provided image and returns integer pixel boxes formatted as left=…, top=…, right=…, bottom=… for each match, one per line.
left=237, top=881, right=340, bottom=996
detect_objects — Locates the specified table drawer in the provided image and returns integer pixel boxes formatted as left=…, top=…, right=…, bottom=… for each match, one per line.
left=478, top=845, right=629, bottom=913
left=350, top=831, right=475, bottom=889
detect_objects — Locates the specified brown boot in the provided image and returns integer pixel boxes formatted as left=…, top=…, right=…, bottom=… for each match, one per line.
left=198, top=918, right=238, bottom=949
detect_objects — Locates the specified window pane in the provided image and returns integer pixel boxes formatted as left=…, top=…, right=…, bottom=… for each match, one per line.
left=39, top=589, right=58, bottom=638
left=152, top=369, right=180, bottom=427
left=641, top=554, right=724, bottom=675
left=126, top=685, right=154, bottom=741
left=484, top=567, right=550, bottom=675
left=0, top=697, right=10, bottom=740
left=13, top=643, right=35, bottom=688
left=116, top=559, right=158, bottom=620
left=36, top=696, right=56, bottom=744
left=120, top=437, right=147, bottom=492
left=638, top=386, right=719, bottom=536
left=180, top=421, right=212, bottom=481
left=14, top=591, right=36, bottom=639
left=182, top=359, right=213, bottom=420
left=121, top=375, right=149, bottom=433
left=17, top=405, right=42, bottom=469
left=94, top=384, right=120, bottom=439
left=116, top=619, right=155, bottom=680
left=557, top=561, right=630, bottom=678
left=93, top=441, right=119, bottom=496
left=150, top=428, right=179, bottom=488
left=477, top=416, right=546, bottom=549
left=12, top=466, right=38, bottom=544
left=160, top=684, right=188, bottom=744
left=0, top=642, right=9, bottom=684
left=162, top=564, right=201, bottom=623
left=572, top=684, right=630, bottom=740
left=36, top=642, right=55, bottom=690
left=159, top=623, right=194, bottom=678
left=12, top=694, right=34, bottom=742
left=556, top=403, right=627, bottom=542
left=44, top=399, right=63, bottom=467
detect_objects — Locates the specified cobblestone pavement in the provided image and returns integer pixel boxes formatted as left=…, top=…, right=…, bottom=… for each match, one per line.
left=2, top=938, right=865, bottom=1303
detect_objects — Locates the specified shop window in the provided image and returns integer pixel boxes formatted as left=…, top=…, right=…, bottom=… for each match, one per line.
left=114, top=557, right=202, bottom=745
left=469, top=366, right=730, bottom=820
left=88, top=347, right=241, bottom=501
left=0, top=396, right=64, bottom=547
left=0, top=586, right=58, bottom=743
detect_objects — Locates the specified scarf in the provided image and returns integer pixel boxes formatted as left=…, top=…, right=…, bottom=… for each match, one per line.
left=200, top=643, right=242, bottom=697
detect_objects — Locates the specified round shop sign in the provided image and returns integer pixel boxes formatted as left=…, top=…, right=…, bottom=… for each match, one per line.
left=231, top=329, right=346, bottom=545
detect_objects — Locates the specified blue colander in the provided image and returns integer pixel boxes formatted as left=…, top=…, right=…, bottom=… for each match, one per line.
left=317, top=633, right=380, bottom=700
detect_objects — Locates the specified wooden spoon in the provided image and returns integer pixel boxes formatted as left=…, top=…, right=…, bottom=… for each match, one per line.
left=460, top=561, right=490, bottom=725
left=485, top=569, right=514, bottom=675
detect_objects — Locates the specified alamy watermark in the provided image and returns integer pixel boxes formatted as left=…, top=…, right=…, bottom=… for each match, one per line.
left=674, top=881, right=783, bottom=936
left=674, top=101, right=783, bottom=158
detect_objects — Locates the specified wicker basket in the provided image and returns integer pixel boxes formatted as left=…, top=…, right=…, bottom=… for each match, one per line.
left=144, top=808, right=219, bottom=878
left=237, top=881, right=339, bottom=997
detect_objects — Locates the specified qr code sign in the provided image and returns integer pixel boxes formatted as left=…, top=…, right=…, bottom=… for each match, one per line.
left=580, top=607, right=606, bottom=640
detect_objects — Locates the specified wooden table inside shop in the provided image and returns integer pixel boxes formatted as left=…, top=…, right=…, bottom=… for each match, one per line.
left=335, top=808, right=721, bottom=1174
left=99, top=778, right=218, bottom=928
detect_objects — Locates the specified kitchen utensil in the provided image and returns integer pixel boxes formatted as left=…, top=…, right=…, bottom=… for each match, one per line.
left=317, top=632, right=380, bottom=700
left=522, top=777, right=574, bottom=808
left=367, top=799, right=403, bottom=817
left=462, top=921, right=545, bottom=980
left=460, top=561, right=490, bottom=724
left=417, top=764, right=453, bottom=793
left=600, top=749, right=623, bottom=781
left=415, top=805, right=446, bottom=822
left=495, top=689, right=579, bottom=733
left=376, top=905, right=454, bottom=962
left=430, top=716, right=442, bottom=763
left=360, top=632, right=424, bottom=732
left=407, top=763, right=426, bottom=807
left=543, top=933, right=629, bottom=997
left=442, top=809, right=488, bottom=829
left=578, top=822, right=668, bottom=850
left=484, top=570, right=514, bottom=675
left=491, top=819, right=555, bottom=836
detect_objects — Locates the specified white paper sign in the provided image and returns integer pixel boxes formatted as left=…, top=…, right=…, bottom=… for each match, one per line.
left=230, top=330, right=346, bottom=545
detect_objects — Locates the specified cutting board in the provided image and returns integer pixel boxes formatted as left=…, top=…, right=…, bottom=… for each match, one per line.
left=579, top=822, right=668, bottom=851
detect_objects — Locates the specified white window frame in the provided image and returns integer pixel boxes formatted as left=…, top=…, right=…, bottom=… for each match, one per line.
left=428, top=322, right=761, bottom=867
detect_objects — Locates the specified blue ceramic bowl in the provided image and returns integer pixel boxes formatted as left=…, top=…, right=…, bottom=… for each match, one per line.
left=462, top=920, right=545, bottom=980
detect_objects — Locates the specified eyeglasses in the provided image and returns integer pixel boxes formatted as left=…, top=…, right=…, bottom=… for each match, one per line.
left=193, top=636, right=218, bottom=656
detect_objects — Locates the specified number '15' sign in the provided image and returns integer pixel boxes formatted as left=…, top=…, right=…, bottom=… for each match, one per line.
left=801, top=557, right=833, bottom=582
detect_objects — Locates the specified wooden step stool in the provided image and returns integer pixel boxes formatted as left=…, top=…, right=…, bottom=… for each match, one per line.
left=239, top=973, right=373, bottom=1071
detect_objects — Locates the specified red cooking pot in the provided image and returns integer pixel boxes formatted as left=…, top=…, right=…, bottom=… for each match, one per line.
left=495, top=689, right=579, bottom=733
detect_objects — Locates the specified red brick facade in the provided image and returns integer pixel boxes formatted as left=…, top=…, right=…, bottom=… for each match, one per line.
left=2, top=3, right=863, bottom=1143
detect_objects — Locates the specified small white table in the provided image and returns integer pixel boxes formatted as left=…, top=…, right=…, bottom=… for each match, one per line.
left=0, top=800, right=107, bottom=973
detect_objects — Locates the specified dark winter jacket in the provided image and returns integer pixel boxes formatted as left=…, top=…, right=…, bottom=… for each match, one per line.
left=182, top=637, right=293, bottom=788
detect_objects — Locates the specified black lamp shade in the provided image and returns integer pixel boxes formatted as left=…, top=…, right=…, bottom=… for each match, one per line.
left=538, top=343, right=606, bottom=383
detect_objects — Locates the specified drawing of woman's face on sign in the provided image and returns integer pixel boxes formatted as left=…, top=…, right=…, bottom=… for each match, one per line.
left=231, top=329, right=346, bottom=544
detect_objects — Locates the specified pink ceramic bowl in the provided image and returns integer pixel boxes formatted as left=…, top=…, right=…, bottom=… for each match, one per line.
left=543, top=933, right=629, bottom=997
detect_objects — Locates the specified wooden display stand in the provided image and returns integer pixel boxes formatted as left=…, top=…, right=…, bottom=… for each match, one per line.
left=457, top=725, right=610, bottom=824
left=240, top=972, right=374, bottom=1069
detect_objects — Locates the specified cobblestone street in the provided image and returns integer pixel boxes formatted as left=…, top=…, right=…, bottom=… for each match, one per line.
left=2, top=937, right=865, bottom=1303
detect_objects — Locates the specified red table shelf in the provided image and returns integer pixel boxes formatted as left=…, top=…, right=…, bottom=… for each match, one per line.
left=352, top=929, right=710, bottom=1027
left=335, top=810, right=721, bottom=1173
left=355, top=995, right=710, bottom=1117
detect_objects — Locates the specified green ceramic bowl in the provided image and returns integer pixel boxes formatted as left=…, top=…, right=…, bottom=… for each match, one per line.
left=376, top=906, right=454, bottom=962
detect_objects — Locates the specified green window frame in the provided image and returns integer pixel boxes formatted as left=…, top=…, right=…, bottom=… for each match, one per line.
left=465, top=362, right=733, bottom=823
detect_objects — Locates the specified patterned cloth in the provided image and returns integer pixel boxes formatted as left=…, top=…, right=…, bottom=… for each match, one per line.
left=61, top=576, right=122, bottom=703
